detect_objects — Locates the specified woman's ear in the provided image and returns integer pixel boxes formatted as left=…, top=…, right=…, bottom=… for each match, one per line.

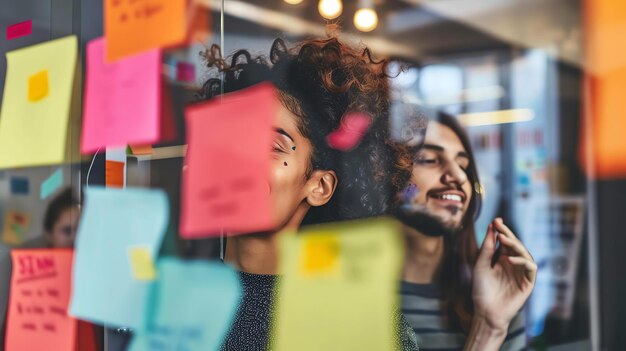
left=306, top=170, right=338, bottom=207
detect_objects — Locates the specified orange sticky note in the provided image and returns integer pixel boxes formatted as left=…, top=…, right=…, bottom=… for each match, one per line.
left=180, top=83, right=276, bottom=238
left=299, top=234, right=340, bottom=277
left=581, top=0, right=626, bottom=178
left=127, top=246, right=157, bottom=280
left=27, top=70, right=48, bottom=102
left=129, top=144, right=153, bottom=155
left=6, top=249, right=76, bottom=351
left=104, top=0, right=186, bottom=62
left=105, top=160, right=125, bottom=188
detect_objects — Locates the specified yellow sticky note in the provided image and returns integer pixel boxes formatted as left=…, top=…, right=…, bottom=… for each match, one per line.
left=28, top=70, right=48, bottom=102
left=299, top=233, right=340, bottom=277
left=128, top=246, right=157, bottom=281
left=274, top=218, right=403, bottom=351
left=0, top=36, right=77, bottom=169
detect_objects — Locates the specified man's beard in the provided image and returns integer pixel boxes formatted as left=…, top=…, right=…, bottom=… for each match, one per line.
left=392, top=203, right=461, bottom=238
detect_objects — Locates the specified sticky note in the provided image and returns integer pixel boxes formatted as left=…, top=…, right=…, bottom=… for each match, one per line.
left=2, top=211, right=31, bottom=246
left=183, top=4, right=211, bottom=45
left=299, top=234, right=340, bottom=277
left=82, top=37, right=161, bottom=153
left=180, top=83, right=276, bottom=238
left=128, top=246, right=157, bottom=281
left=104, top=0, right=186, bottom=62
left=129, top=144, right=153, bottom=155
left=105, top=160, right=125, bottom=188
left=6, top=250, right=76, bottom=351
left=27, top=70, right=49, bottom=102
left=128, top=258, right=242, bottom=351
left=40, top=168, right=64, bottom=199
left=0, top=36, right=77, bottom=169
left=10, top=177, right=29, bottom=195
left=69, top=187, right=169, bottom=328
left=326, top=112, right=373, bottom=151
left=6, top=20, right=33, bottom=40
left=175, top=61, right=195, bottom=82
left=580, top=0, right=626, bottom=178
left=273, top=218, right=403, bottom=351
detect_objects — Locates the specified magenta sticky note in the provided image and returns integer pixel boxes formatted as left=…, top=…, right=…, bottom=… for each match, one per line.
left=6, top=20, right=32, bottom=40
left=175, top=62, right=195, bottom=82
left=81, top=37, right=161, bottom=153
left=326, top=112, right=372, bottom=151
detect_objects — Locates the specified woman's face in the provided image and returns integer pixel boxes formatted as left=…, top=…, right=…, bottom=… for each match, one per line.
left=46, top=206, right=79, bottom=248
left=267, top=103, right=335, bottom=232
left=403, top=121, right=473, bottom=231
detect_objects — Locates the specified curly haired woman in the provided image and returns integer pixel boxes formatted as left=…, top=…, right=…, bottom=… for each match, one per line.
left=198, top=37, right=417, bottom=350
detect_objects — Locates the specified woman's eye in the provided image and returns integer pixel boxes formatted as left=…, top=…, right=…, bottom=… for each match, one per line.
left=272, top=143, right=286, bottom=153
left=416, top=158, right=438, bottom=165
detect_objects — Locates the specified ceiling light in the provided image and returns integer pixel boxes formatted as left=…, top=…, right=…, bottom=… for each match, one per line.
left=354, top=7, right=378, bottom=32
left=284, top=0, right=303, bottom=4
left=318, top=0, right=342, bottom=20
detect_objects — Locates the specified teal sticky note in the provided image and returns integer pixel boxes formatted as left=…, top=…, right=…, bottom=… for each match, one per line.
left=40, top=168, right=63, bottom=199
left=69, top=186, right=169, bottom=328
left=129, top=258, right=242, bottom=351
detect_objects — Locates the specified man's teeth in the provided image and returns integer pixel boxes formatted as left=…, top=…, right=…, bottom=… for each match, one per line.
left=435, top=194, right=462, bottom=202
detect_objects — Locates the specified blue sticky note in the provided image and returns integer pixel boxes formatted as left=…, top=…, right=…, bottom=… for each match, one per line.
left=69, top=186, right=169, bottom=328
left=129, top=259, right=242, bottom=351
left=10, top=177, right=29, bottom=195
left=40, top=168, right=63, bottom=199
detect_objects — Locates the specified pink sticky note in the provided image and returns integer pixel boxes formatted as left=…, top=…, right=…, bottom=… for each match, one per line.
left=6, top=20, right=32, bottom=40
left=81, top=37, right=161, bottom=153
left=326, top=112, right=372, bottom=151
left=175, top=61, right=195, bottom=82
left=180, top=83, right=276, bottom=238
left=6, top=249, right=76, bottom=351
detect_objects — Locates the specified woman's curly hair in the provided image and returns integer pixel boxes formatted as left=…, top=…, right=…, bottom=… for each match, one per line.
left=198, top=37, right=412, bottom=223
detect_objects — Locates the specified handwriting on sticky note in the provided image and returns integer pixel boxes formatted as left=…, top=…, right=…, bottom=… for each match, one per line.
left=6, top=250, right=76, bottom=351
left=128, top=259, right=242, bottom=351
left=274, top=218, right=403, bottom=351
left=326, top=112, right=372, bottom=151
left=41, top=168, right=64, bottom=199
left=6, top=20, right=33, bottom=40
left=0, top=36, right=77, bottom=169
left=299, top=234, right=340, bottom=277
left=70, top=187, right=169, bottom=328
left=2, top=211, right=31, bottom=245
left=128, top=246, right=156, bottom=281
left=180, top=83, right=276, bottom=238
left=28, top=70, right=49, bottom=102
left=105, top=160, right=124, bottom=188
left=82, top=37, right=161, bottom=152
left=105, top=0, right=186, bottom=62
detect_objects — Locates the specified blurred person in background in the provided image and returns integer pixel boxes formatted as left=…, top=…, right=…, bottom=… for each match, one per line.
left=198, top=36, right=418, bottom=351
left=0, top=187, right=100, bottom=351
left=394, top=111, right=536, bottom=350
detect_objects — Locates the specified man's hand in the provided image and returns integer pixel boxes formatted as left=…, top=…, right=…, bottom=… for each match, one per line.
left=464, top=218, right=537, bottom=351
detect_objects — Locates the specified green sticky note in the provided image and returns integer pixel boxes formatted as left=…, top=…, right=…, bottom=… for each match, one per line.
left=40, top=168, right=63, bottom=199
left=0, top=36, right=77, bottom=169
left=273, top=218, right=404, bottom=351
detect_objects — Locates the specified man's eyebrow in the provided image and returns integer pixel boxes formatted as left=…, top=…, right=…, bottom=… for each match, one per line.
left=274, top=128, right=294, bottom=143
left=420, top=144, right=444, bottom=152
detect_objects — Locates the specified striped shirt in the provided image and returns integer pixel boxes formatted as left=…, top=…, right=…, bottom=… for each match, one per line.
left=400, top=281, right=526, bottom=351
